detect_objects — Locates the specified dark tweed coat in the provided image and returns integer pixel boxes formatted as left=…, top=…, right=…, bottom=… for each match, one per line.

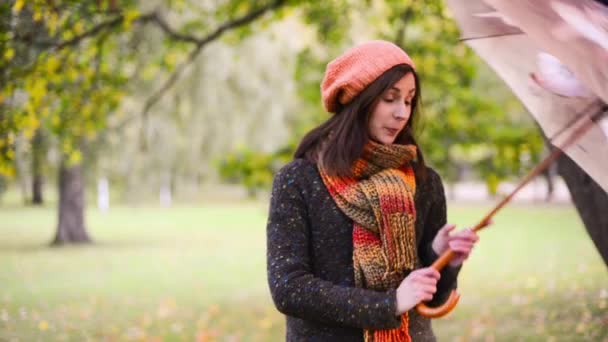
left=266, top=158, right=460, bottom=341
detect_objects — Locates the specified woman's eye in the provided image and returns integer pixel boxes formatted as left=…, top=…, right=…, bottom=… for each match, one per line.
left=384, top=98, right=395, bottom=103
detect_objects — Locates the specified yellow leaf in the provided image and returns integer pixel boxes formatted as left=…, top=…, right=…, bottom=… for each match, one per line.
left=69, top=150, right=82, bottom=164
left=29, top=79, right=48, bottom=104
left=142, top=64, right=158, bottom=80
left=4, top=48, right=14, bottom=61
left=47, top=14, right=59, bottom=36
left=164, top=52, right=179, bottom=68
left=74, top=22, right=84, bottom=35
left=51, top=114, right=60, bottom=127
left=12, top=0, right=25, bottom=13
left=67, top=68, right=79, bottom=82
left=38, top=320, right=49, bottom=331
left=0, top=164, right=16, bottom=177
left=61, top=30, right=74, bottom=41
left=33, top=10, right=42, bottom=22
left=123, top=10, right=140, bottom=30
left=45, top=55, right=60, bottom=74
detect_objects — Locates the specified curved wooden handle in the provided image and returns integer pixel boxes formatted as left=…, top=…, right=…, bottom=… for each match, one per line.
left=415, top=289, right=460, bottom=318
left=415, top=219, right=491, bottom=319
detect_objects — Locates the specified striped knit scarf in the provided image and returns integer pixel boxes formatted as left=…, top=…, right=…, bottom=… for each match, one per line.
left=319, top=140, right=418, bottom=342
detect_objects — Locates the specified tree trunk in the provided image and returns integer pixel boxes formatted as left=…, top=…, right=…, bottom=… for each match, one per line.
left=31, top=128, right=45, bottom=205
left=32, top=174, right=43, bottom=204
left=557, top=154, right=608, bottom=266
left=52, top=162, right=91, bottom=245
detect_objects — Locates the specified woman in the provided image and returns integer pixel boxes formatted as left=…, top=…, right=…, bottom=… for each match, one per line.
left=266, top=40, right=480, bottom=342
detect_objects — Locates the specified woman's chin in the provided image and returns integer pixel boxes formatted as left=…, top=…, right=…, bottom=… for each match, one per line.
left=370, top=134, right=396, bottom=145
left=379, top=136, right=396, bottom=145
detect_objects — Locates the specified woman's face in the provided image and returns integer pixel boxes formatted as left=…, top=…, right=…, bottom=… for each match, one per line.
left=368, top=72, right=416, bottom=145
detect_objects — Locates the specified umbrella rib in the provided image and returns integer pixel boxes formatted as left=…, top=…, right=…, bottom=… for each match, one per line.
left=548, top=100, right=605, bottom=142
left=460, top=32, right=523, bottom=42
left=470, top=105, right=603, bottom=235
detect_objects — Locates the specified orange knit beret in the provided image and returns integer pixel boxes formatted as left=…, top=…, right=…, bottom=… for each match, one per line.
left=321, top=40, right=416, bottom=113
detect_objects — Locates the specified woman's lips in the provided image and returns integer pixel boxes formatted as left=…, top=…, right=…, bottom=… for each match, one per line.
left=384, top=127, right=399, bottom=135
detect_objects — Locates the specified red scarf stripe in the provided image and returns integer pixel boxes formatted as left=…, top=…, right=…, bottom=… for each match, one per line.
left=353, top=225, right=381, bottom=246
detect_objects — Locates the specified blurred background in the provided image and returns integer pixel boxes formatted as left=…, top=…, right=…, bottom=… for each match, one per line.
left=0, top=0, right=606, bottom=341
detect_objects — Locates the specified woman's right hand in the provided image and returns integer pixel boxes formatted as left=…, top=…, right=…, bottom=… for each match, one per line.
left=394, top=267, right=440, bottom=315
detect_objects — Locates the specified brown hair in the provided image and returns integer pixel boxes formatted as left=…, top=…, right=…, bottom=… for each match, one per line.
left=294, top=64, right=426, bottom=178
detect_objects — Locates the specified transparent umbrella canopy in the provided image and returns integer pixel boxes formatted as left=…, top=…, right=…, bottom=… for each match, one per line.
left=447, top=0, right=608, bottom=192
left=415, top=0, right=608, bottom=319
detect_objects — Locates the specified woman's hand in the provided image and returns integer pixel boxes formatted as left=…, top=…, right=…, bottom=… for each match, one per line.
left=431, top=223, right=484, bottom=267
left=394, top=267, right=440, bottom=315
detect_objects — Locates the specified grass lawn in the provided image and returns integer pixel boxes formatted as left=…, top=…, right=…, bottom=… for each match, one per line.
left=0, top=201, right=606, bottom=341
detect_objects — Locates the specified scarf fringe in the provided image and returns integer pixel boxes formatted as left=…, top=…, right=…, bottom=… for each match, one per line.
left=365, top=313, right=411, bottom=342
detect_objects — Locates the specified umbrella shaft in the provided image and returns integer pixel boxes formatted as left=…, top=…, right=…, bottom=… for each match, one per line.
left=432, top=108, right=606, bottom=272
left=473, top=109, right=606, bottom=233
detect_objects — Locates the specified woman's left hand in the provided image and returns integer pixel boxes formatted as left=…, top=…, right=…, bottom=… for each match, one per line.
left=431, top=223, right=483, bottom=267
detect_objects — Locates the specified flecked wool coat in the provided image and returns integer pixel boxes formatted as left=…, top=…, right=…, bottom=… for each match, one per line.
left=266, top=158, right=461, bottom=341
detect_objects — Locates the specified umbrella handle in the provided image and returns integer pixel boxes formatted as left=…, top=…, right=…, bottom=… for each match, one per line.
left=415, top=289, right=460, bottom=318
left=415, top=219, right=492, bottom=319
left=414, top=248, right=462, bottom=318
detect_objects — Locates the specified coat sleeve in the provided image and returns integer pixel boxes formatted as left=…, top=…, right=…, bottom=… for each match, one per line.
left=418, top=168, right=462, bottom=306
left=266, top=161, right=402, bottom=329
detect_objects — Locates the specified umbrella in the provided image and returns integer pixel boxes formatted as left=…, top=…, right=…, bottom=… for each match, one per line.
left=415, top=0, right=608, bottom=318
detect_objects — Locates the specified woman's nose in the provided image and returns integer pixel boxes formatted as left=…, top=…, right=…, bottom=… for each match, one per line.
left=393, top=105, right=408, bottom=120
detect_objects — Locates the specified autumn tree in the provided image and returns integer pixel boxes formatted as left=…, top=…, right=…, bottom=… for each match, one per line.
left=1, top=0, right=288, bottom=244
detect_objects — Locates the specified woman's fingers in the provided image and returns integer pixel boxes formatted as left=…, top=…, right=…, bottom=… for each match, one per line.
left=449, top=240, right=475, bottom=253
left=415, top=267, right=441, bottom=280
left=439, top=224, right=456, bottom=236
left=416, top=284, right=437, bottom=301
left=454, top=228, right=479, bottom=239
left=414, top=274, right=440, bottom=285
left=418, top=291, right=434, bottom=302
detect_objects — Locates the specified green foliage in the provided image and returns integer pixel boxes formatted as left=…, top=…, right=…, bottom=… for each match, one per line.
left=217, top=145, right=293, bottom=197
left=239, top=0, right=545, bottom=193
left=1, top=0, right=139, bottom=173
left=298, top=0, right=350, bottom=44
left=1, top=0, right=290, bottom=178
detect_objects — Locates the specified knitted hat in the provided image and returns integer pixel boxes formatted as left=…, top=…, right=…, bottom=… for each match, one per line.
left=321, top=40, right=416, bottom=113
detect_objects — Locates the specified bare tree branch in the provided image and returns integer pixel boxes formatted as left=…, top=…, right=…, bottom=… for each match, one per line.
left=18, top=0, right=285, bottom=55
left=139, top=0, right=287, bottom=136
left=146, top=13, right=201, bottom=44
left=14, top=12, right=152, bottom=50
left=90, top=0, right=286, bottom=146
